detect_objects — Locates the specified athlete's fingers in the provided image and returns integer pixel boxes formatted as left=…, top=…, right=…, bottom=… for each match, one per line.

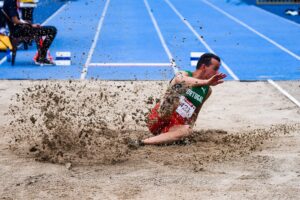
left=221, top=73, right=227, bottom=79
left=209, top=73, right=226, bottom=86
left=215, top=74, right=226, bottom=81
left=220, top=73, right=226, bottom=77
left=217, top=73, right=226, bottom=79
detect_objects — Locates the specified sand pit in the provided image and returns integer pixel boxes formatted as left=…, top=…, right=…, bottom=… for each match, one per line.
left=0, top=80, right=300, bottom=199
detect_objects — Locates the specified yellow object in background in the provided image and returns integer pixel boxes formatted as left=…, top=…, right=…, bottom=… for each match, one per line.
left=20, top=0, right=36, bottom=3
left=0, top=35, right=13, bottom=50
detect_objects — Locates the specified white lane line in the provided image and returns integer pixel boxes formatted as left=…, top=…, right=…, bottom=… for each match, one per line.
left=0, top=56, right=7, bottom=65
left=0, top=1, right=69, bottom=65
left=89, top=63, right=171, bottom=67
left=144, top=0, right=178, bottom=74
left=202, top=0, right=300, bottom=61
left=164, top=0, right=239, bottom=81
left=80, top=0, right=110, bottom=80
left=268, top=79, right=300, bottom=108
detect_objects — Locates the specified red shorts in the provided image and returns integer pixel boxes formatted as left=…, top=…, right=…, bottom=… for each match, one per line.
left=147, top=103, right=186, bottom=135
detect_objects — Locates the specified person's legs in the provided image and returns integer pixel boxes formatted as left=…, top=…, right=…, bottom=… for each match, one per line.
left=33, top=26, right=57, bottom=60
left=12, top=24, right=35, bottom=51
left=147, top=103, right=167, bottom=135
left=12, top=24, right=34, bottom=38
left=11, top=25, right=57, bottom=64
left=142, top=125, right=192, bottom=145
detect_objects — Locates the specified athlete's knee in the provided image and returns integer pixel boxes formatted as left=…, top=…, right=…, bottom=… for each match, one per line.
left=50, top=26, right=57, bottom=37
left=44, top=26, right=57, bottom=37
left=180, top=126, right=192, bottom=138
left=172, top=125, right=192, bottom=140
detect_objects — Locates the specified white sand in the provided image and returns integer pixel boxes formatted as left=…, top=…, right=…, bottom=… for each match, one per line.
left=0, top=80, right=299, bottom=199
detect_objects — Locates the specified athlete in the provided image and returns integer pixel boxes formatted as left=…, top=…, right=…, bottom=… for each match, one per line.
left=132, top=53, right=226, bottom=146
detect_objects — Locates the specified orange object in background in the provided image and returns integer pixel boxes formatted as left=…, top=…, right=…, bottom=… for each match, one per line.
left=0, top=34, right=13, bottom=50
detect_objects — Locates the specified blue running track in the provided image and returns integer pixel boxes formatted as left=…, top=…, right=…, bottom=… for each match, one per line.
left=0, top=0, right=299, bottom=80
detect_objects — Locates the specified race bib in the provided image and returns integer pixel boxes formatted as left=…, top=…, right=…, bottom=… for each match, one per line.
left=176, top=96, right=196, bottom=119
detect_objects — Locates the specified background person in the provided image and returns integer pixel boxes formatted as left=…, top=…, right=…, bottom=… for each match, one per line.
left=3, top=0, right=57, bottom=65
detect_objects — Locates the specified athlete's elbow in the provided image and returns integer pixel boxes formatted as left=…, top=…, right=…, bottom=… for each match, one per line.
left=174, top=72, right=188, bottom=84
left=174, top=74, right=182, bottom=84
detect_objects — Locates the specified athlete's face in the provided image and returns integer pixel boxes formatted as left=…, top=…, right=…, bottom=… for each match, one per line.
left=204, top=58, right=220, bottom=79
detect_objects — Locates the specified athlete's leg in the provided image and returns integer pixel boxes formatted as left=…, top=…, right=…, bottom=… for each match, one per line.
left=142, top=125, right=192, bottom=145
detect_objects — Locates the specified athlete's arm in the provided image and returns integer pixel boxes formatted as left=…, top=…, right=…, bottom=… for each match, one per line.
left=171, top=71, right=226, bottom=87
left=171, top=71, right=206, bottom=86
left=12, top=16, right=33, bottom=26
left=11, top=16, right=21, bottom=24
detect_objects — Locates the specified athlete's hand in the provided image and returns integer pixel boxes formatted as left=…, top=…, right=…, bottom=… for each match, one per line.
left=207, top=73, right=227, bottom=86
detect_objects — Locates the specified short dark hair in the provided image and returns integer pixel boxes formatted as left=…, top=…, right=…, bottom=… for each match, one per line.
left=196, top=53, right=221, bottom=69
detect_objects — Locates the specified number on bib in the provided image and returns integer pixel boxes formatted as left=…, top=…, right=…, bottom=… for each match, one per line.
left=176, top=96, right=196, bottom=119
